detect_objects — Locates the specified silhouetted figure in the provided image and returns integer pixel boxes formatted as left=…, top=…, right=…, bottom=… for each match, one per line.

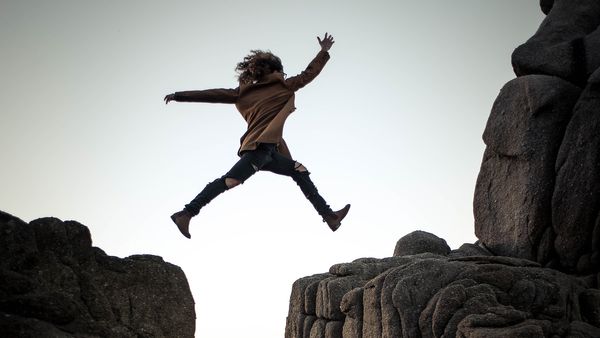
left=165, top=33, right=350, bottom=239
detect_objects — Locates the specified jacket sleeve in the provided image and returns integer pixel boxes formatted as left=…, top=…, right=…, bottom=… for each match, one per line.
left=284, top=51, right=330, bottom=91
left=173, top=87, right=239, bottom=103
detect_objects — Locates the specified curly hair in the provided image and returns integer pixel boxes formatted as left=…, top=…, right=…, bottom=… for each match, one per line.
left=235, top=50, right=285, bottom=84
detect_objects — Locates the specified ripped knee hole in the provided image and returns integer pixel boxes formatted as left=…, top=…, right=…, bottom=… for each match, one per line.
left=294, top=162, right=308, bottom=172
left=225, top=177, right=241, bottom=188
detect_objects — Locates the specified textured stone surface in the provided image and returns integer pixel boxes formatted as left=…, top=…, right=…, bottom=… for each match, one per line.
left=474, top=75, right=581, bottom=263
left=340, top=288, right=363, bottom=338
left=286, top=250, right=598, bottom=338
left=448, top=242, right=492, bottom=258
left=285, top=254, right=435, bottom=338
left=285, top=228, right=600, bottom=338
left=393, top=230, right=450, bottom=257
left=512, top=0, right=600, bottom=84
left=0, top=210, right=196, bottom=337
left=553, top=69, right=600, bottom=272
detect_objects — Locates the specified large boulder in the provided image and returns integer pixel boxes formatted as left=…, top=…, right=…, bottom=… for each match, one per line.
left=552, top=68, right=600, bottom=273
left=474, top=75, right=580, bottom=263
left=393, top=230, right=450, bottom=257
left=512, top=0, right=600, bottom=84
left=0, top=210, right=196, bottom=337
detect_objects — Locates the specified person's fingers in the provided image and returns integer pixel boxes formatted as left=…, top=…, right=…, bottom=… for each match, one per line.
left=317, top=36, right=322, bottom=44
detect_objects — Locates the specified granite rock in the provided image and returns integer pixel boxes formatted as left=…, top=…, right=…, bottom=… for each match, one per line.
left=474, top=75, right=581, bottom=263
left=285, top=4, right=600, bottom=337
left=512, top=0, right=600, bottom=84
left=553, top=68, right=600, bottom=272
left=393, top=230, right=450, bottom=257
left=0, top=210, right=196, bottom=337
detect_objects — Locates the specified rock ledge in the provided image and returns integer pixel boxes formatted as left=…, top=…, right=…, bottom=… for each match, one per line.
left=0, top=210, right=195, bottom=337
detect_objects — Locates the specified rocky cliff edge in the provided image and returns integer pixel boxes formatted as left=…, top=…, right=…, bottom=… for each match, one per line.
left=0, top=210, right=195, bottom=338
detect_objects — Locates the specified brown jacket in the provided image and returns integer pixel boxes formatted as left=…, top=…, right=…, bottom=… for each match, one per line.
left=173, top=50, right=330, bottom=159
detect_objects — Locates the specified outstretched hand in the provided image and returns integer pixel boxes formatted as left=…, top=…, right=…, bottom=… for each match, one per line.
left=317, top=32, right=335, bottom=52
left=164, top=94, right=175, bottom=104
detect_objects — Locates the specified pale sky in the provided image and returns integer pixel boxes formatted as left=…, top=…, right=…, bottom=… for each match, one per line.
left=0, top=1, right=544, bottom=337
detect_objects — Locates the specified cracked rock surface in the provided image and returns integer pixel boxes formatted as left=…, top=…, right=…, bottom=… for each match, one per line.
left=285, top=233, right=600, bottom=338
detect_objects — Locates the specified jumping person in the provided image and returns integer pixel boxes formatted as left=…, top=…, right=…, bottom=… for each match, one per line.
left=164, top=33, right=350, bottom=239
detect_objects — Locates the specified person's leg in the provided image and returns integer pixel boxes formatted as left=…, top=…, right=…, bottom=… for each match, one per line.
left=263, top=151, right=350, bottom=230
left=185, top=146, right=275, bottom=215
left=172, top=146, right=273, bottom=238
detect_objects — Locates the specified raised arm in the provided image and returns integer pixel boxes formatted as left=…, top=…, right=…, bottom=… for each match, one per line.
left=164, top=87, right=239, bottom=104
left=285, top=33, right=335, bottom=91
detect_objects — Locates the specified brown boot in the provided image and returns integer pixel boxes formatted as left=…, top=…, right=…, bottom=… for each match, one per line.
left=171, top=210, right=192, bottom=239
left=323, top=204, right=351, bottom=232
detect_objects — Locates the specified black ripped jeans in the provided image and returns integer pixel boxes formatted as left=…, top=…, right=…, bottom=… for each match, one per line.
left=184, top=143, right=334, bottom=218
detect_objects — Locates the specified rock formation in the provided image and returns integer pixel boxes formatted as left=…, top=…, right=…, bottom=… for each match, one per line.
left=285, top=233, right=600, bottom=338
left=285, top=1, right=600, bottom=337
left=482, top=0, right=600, bottom=274
left=0, top=210, right=196, bottom=337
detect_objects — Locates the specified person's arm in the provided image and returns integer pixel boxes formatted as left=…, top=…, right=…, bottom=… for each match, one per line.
left=164, top=87, right=239, bottom=104
left=285, top=33, right=335, bottom=91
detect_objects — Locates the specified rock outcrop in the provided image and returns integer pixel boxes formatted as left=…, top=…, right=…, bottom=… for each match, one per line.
left=473, top=75, right=580, bottom=264
left=0, top=210, right=195, bottom=337
left=285, top=2, right=600, bottom=337
left=285, top=232, right=599, bottom=338
left=481, top=0, right=600, bottom=273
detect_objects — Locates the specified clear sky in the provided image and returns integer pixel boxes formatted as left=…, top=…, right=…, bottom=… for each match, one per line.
left=1, top=1, right=544, bottom=337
